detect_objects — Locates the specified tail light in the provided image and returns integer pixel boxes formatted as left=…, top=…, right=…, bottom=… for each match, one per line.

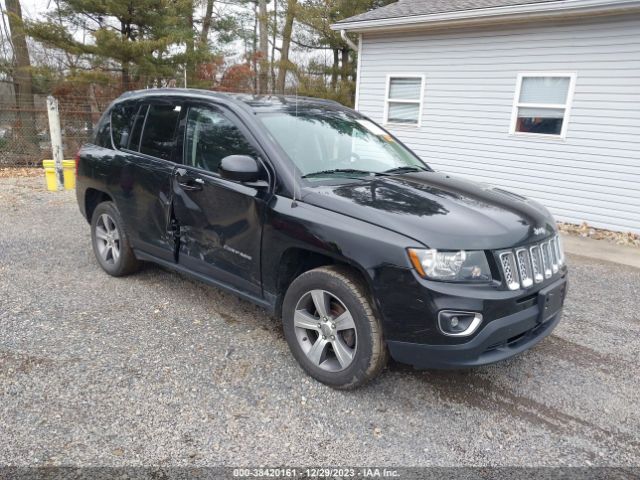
left=75, top=152, right=80, bottom=177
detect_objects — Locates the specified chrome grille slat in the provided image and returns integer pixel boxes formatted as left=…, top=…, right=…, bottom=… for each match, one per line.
left=540, top=241, right=553, bottom=279
left=499, top=235, right=564, bottom=290
left=499, top=252, right=520, bottom=291
left=554, top=236, right=564, bottom=265
left=515, top=248, right=533, bottom=288
left=529, top=245, right=544, bottom=284
left=549, top=238, right=559, bottom=273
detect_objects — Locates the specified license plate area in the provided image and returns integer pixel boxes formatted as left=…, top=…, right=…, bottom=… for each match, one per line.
left=538, top=279, right=567, bottom=323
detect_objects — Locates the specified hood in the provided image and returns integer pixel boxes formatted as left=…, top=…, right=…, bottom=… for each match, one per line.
left=301, top=172, right=556, bottom=250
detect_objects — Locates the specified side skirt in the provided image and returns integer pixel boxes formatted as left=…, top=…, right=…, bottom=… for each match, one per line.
left=133, top=249, right=276, bottom=314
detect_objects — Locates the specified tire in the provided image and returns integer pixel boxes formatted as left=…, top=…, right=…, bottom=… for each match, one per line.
left=90, top=201, right=140, bottom=277
left=282, top=265, right=388, bottom=389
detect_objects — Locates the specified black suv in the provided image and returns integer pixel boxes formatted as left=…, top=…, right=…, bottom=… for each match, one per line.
left=77, top=89, right=568, bottom=389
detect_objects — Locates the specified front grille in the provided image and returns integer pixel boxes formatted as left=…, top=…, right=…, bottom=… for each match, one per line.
left=498, top=235, right=564, bottom=290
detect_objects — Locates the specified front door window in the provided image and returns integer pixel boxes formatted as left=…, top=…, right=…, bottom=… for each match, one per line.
left=184, top=107, right=257, bottom=173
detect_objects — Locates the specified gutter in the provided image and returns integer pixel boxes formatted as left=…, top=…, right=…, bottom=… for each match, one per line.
left=330, top=0, right=640, bottom=33
left=340, top=29, right=359, bottom=50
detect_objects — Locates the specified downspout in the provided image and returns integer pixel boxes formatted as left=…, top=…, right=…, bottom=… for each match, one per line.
left=340, top=29, right=358, bottom=51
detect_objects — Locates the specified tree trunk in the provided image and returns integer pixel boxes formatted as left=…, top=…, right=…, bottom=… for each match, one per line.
left=331, top=48, right=338, bottom=91
left=275, top=0, right=296, bottom=94
left=200, top=0, right=215, bottom=46
left=270, top=0, right=277, bottom=90
left=258, top=0, right=269, bottom=94
left=252, top=1, right=258, bottom=93
left=185, top=0, right=195, bottom=84
left=5, top=0, right=37, bottom=149
left=120, top=20, right=131, bottom=90
left=340, top=47, right=349, bottom=83
left=121, top=64, right=130, bottom=91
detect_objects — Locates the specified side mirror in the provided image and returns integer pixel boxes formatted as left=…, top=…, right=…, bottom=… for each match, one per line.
left=219, top=155, right=264, bottom=183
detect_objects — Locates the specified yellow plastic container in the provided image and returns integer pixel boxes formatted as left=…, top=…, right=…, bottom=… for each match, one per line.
left=42, top=159, right=76, bottom=191
left=62, top=160, right=76, bottom=190
left=42, top=160, right=57, bottom=191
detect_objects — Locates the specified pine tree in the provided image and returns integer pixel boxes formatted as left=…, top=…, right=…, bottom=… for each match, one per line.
left=26, top=0, right=196, bottom=90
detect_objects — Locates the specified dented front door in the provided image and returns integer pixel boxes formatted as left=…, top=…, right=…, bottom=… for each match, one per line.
left=170, top=104, right=265, bottom=298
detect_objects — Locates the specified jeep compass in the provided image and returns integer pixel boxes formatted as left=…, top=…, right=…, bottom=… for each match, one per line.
left=76, top=89, right=568, bottom=389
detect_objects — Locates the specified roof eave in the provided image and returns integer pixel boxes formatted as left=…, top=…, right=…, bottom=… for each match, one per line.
left=330, top=0, right=640, bottom=33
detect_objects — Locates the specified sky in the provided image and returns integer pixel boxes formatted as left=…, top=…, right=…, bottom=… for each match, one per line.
left=17, top=0, right=50, bottom=20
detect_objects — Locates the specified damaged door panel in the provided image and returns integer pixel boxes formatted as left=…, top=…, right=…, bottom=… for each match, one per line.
left=169, top=104, right=267, bottom=298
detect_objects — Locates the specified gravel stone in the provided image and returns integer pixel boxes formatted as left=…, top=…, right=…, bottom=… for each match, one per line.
left=0, top=176, right=639, bottom=467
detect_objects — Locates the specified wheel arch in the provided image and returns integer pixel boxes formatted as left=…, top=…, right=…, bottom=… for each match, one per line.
left=84, top=188, right=114, bottom=223
left=273, top=247, right=374, bottom=319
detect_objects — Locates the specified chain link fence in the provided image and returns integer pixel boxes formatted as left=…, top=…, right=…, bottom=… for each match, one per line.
left=0, top=91, right=117, bottom=167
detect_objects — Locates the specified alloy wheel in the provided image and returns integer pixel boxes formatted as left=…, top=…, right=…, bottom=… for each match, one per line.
left=94, top=213, right=121, bottom=265
left=293, top=289, right=357, bottom=372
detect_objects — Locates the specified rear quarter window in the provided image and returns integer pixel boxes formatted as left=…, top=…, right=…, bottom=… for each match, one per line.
left=93, top=112, right=112, bottom=148
left=127, top=105, right=148, bottom=152
left=111, top=102, right=140, bottom=150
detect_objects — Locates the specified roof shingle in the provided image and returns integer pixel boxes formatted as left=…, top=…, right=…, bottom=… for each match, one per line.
left=336, top=0, right=570, bottom=24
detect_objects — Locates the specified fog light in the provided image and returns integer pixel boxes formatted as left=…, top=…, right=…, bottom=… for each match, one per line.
left=438, top=311, right=483, bottom=337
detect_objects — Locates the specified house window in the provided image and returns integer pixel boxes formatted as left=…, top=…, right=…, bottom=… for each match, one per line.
left=385, top=75, right=424, bottom=126
left=511, top=73, right=576, bottom=138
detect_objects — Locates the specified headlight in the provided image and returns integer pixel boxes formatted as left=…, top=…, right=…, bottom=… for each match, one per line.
left=407, top=248, right=492, bottom=282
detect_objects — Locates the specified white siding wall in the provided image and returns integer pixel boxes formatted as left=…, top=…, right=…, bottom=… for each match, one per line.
left=356, top=15, right=640, bottom=233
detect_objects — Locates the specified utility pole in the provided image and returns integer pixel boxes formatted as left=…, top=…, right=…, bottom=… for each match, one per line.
left=46, top=96, right=64, bottom=190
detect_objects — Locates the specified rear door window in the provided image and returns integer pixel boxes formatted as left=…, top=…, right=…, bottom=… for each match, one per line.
left=139, top=104, right=182, bottom=160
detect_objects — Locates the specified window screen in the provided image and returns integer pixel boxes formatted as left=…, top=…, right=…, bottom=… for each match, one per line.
left=512, top=75, right=574, bottom=137
left=389, top=78, right=422, bottom=100
left=184, top=107, right=257, bottom=173
left=385, top=76, right=423, bottom=125
left=139, top=104, right=181, bottom=160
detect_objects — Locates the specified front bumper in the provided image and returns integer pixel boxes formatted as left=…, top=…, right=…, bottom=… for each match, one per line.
left=386, top=278, right=566, bottom=369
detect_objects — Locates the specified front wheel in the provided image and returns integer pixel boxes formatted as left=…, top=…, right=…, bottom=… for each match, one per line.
left=282, top=266, right=387, bottom=389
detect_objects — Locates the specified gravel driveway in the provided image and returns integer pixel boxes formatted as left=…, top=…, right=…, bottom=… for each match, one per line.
left=1, top=175, right=639, bottom=468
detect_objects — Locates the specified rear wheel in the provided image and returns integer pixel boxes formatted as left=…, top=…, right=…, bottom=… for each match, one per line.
left=282, top=266, right=387, bottom=389
left=91, top=202, right=140, bottom=277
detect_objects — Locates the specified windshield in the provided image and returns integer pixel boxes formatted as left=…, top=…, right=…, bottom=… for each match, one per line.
left=259, top=110, right=429, bottom=180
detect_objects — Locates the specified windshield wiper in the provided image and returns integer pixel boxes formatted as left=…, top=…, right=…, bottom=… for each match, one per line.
left=381, top=165, right=429, bottom=175
left=301, top=168, right=377, bottom=179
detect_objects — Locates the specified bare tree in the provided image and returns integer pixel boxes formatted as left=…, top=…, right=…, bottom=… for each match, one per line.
left=257, top=0, right=268, bottom=94
left=200, top=0, right=215, bottom=46
left=270, top=0, right=277, bottom=89
left=275, top=0, right=296, bottom=94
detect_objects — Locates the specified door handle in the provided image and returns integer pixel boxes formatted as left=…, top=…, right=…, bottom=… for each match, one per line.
left=178, top=178, right=203, bottom=191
